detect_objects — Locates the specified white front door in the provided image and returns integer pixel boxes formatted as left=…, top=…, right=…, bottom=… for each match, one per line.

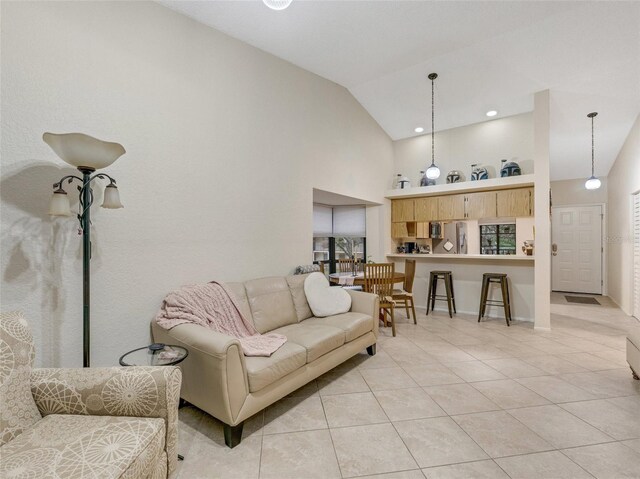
left=552, top=205, right=602, bottom=294
left=633, top=193, right=640, bottom=319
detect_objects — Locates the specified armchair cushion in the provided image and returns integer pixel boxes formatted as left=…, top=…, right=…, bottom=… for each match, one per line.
left=0, top=311, right=42, bottom=446
left=0, top=414, right=165, bottom=479
left=30, top=366, right=181, bottom=477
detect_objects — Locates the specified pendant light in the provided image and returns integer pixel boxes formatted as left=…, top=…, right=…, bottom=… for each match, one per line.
left=584, top=112, right=602, bottom=190
left=425, top=73, right=441, bottom=180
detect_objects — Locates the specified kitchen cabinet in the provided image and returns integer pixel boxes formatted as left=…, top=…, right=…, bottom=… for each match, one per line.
left=391, top=222, right=409, bottom=238
left=416, top=222, right=430, bottom=239
left=496, top=188, right=533, bottom=217
left=391, top=199, right=415, bottom=222
left=438, top=194, right=465, bottom=220
left=465, top=191, right=497, bottom=219
left=414, top=197, right=439, bottom=222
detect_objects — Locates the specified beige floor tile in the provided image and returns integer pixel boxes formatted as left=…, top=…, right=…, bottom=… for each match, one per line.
left=394, top=417, right=488, bottom=468
left=422, top=460, right=509, bottom=479
left=446, top=361, right=507, bottom=382
left=403, top=363, right=465, bottom=387
left=423, top=383, right=500, bottom=415
left=560, top=398, right=640, bottom=440
left=493, top=342, right=549, bottom=358
left=459, top=344, right=513, bottom=360
left=419, top=344, right=477, bottom=362
left=622, top=438, right=640, bottom=453
left=331, top=423, right=418, bottom=478
left=559, top=371, right=640, bottom=398
left=482, top=358, right=547, bottom=378
left=358, top=471, right=426, bottom=479
left=263, top=396, right=327, bottom=434
left=558, top=352, right=625, bottom=371
left=318, top=368, right=371, bottom=396
left=521, top=355, right=589, bottom=374
left=322, top=392, right=388, bottom=428
left=515, top=376, right=596, bottom=403
left=357, top=349, right=400, bottom=370
left=374, top=387, right=446, bottom=421
left=453, top=410, right=553, bottom=458
left=590, top=348, right=629, bottom=366
left=178, top=434, right=261, bottom=479
left=361, top=367, right=418, bottom=391
left=495, top=451, right=593, bottom=479
left=260, top=429, right=341, bottom=479
left=562, top=442, right=640, bottom=479
left=606, top=395, right=640, bottom=414
left=471, top=379, right=550, bottom=409
left=507, top=404, right=613, bottom=448
left=285, top=379, right=319, bottom=398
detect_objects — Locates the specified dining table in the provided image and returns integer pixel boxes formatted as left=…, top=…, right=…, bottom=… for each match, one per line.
left=328, top=271, right=405, bottom=287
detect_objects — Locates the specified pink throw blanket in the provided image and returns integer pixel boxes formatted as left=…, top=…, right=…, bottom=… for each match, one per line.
left=155, top=282, right=287, bottom=357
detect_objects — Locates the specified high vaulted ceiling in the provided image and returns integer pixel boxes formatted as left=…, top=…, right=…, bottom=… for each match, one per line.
left=159, top=1, right=640, bottom=181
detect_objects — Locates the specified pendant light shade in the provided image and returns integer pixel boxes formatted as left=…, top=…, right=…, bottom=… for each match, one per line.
left=263, top=0, right=292, bottom=10
left=426, top=73, right=440, bottom=180
left=48, top=188, right=72, bottom=216
left=584, top=112, right=601, bottom=190
left=43, top=132, right=125, bottom=171
left=101, top=184, right=124, bottom=209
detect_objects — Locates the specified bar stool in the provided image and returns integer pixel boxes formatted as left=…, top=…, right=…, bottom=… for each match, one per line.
left=478, top=273, right=512, bottom=326
left=426, top=271, right=456, bottom=318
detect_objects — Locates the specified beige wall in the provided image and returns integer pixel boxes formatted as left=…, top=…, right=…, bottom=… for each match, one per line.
left=607, top=114, right=640, bottom=314
left=0, top=1, right=394, bottom=367
left=551, top=178, right=608, bottom=206
left=393, top=113, right=533, bottom=187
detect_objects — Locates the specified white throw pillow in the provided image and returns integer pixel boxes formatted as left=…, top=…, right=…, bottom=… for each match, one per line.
left=304, top=272, right=352, bottom=318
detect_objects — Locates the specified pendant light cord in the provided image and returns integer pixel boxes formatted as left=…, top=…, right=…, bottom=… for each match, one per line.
left=431, top=76, right=435, bottom=167
left=591, top=114, right=595, bottom=176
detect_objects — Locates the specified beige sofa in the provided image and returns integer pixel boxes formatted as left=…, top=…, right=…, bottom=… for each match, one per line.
left=1, top=311, right=181, bottom=479
left=628, top=331, right=640, bottom=380
left=151, top=274, right=379, bottom=448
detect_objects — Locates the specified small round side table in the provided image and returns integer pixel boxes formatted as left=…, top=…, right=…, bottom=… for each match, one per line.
left=119, top=343, right=188, bottom=367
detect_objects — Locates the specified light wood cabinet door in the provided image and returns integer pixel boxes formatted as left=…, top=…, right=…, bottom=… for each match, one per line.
left=414, top=197, right=439, bottom=222
left=391, top=199, right=415, bottom=222
left=465, top=191, right=497, bottom=219
left=416, top=222, right=429, bottom=238
left=496, top=188, right=533, bottom=217
left=391, top=222, right=409, bottom=238
left=438, top=194, right=465, bottom=220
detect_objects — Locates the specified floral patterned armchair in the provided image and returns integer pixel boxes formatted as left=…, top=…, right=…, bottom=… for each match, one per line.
left=0, top=311, right=182, bottom=479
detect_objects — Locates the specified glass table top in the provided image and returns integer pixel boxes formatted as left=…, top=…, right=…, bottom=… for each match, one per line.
left=119, top=344, right=188, bottom=367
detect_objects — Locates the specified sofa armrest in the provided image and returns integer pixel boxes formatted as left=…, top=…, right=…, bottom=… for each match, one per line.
left=151, top=321, right=250, bottom=426
left=31, top=365, right=181, bottom=477
left=347, top=290, right=379, bottom=336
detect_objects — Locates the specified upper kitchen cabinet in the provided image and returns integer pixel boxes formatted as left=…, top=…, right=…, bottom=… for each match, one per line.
left=496, top=188, right=533, bottom=217
left=414, top=197, right=439, bottom=222
left=438, top=194, right=465, bottom=220
left=465, top=191, right=497, bottom=219
left=391, top=199, right=415, bottom=222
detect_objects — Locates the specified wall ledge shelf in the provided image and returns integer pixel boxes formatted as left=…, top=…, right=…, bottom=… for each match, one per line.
left=387, top=253, right=534, bottom=262
left=386, top=174, right=534, bottom=199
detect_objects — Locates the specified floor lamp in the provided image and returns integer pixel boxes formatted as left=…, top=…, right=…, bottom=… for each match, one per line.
left=44, top=132, right=126, bottom=367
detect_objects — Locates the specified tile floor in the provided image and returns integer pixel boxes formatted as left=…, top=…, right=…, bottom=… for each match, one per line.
left=175, top=293, right=640, bottom=479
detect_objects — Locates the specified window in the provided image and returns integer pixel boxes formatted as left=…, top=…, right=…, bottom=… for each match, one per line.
left=480, top=224, right=516, bottom=255
left=313, top=204, right=366, bottom=272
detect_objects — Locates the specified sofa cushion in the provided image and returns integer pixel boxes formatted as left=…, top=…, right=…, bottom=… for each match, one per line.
left=306, top=312, right=372, bottom=342
left=225, top=282, right=254, bottom=326
left=273, top=323, right=346, bottom=363
left=286, top=274, right=313, bottom=321
left=245, top=342, right=307, bottom=392
left=0, top=414, right=165, bottom=479
left=304, top=272, right=351, bottom=318
left=244, top=277, right=298, bottom=333
left=628, top=331, right=640, bottom=350
left=0, top=311, right=42, bottom=446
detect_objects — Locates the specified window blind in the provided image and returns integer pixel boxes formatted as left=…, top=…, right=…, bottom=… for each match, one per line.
left=634, top=193, right=640, bottom=320
left=332, top=206, right=366, bottom=237
left=313, top=204, right=333, bottom=237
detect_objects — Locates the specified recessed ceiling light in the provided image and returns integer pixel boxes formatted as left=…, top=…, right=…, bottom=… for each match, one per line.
left=486, top=110, right=498, bottom=117
left=263, top=0, right=292, bottom=10
left=414, top=127, right=424, bottom=133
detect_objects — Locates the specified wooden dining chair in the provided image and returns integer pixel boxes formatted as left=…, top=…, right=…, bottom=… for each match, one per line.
left=337, top=258, right=355, bottom=273
left=392, top=259, right=417, bottom=324
left=364, top=263, right=397, bottom=337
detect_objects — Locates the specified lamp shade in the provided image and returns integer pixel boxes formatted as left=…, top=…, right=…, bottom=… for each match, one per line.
left=43, top=132, right=125, bottom=170
left=426, top=164, right=441, bottom=180
left=49, top=190, right=72, bottom=216
left=101, top=184, right=124, bottom=209
left=585, top=176, right=602, bottom=190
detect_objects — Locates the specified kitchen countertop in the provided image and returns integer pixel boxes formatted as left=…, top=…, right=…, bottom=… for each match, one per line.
left=387, top=253, right=535, bottom=262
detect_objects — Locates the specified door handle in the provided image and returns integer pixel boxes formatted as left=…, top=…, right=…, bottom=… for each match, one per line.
left=552, top=243, right=558, bottom=256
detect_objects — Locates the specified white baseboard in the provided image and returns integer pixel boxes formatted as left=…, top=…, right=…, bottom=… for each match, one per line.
left=414, top=305, right=533, bottom=323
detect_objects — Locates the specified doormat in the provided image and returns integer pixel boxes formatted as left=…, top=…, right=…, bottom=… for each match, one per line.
left=565, top=296, right=600, bottom=305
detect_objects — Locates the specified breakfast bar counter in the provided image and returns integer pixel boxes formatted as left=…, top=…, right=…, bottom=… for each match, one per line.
left=387, top=253, right=534, bottom=262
